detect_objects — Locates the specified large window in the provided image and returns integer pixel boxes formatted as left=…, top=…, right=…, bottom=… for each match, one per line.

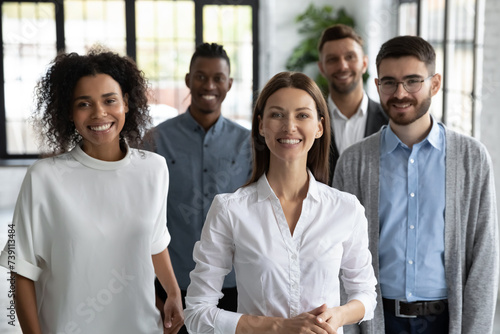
left=398, top=0, right=483, bottom=136
left=0, top=0, right=259, bottom=161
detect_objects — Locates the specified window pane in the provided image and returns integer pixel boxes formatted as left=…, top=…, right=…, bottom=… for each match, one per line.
left=203, top=5, right=253, bottom=128
left=398, top=3, right=418, bottom=36
left=136, top=0, right=194, bottom=126
left=421, top=0, right=446, bottom=122
left=64, top=0, right=126, bottom=54
left=446, top=45, right=474, bottom=134
left=421, top=0, right=446, bottom=42
left=2, top=2, right=56, bottom=155
left=430, top=44, right=444, bottom=121
left=444, top=0, right=476, bottom=135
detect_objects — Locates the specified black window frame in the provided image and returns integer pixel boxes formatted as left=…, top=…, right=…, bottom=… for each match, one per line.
left=0, top=0, right=259, bottom=163
left=397, top=0, right=482, bottom=136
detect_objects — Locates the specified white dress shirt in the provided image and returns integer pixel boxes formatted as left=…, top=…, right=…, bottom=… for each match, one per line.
left=328, top=92, right=369, bottom=155
left=184, top=171, right=377, bottom=334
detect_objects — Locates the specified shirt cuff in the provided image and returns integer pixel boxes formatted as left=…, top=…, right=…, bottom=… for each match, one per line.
left=0, top=250, right=43, bottom=281
left=214, top=309, right=243, bottom=334
left=348, top=293, right=377, bottom=322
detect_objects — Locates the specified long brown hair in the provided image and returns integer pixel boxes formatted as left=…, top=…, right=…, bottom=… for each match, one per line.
left=248, top=72, right=331, bottom=185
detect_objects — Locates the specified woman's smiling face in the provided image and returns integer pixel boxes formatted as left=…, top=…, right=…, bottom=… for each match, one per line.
left=72, top=73, right=129, bottom=160
left=259, top=87, right=323, bottom=166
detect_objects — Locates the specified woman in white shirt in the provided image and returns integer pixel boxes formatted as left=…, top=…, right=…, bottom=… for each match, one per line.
left=0, top=49, right=183, bottom=333
left=184, top=72, right=377, bottom=334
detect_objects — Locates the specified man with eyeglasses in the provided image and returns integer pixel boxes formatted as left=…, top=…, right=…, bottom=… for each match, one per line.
left=333, top=35, right=498, bottom=334
left=317, top=24, right=388, bottom=183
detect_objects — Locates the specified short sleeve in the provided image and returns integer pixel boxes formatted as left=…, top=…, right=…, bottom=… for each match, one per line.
left=151, top=158, right=171, bottom=255
left=0, top=167, right=44, bottom=281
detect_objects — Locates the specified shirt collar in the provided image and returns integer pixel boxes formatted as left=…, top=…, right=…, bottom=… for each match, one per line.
left=328, top=92, right=368, bottom=122
left=424, top=115, right=443, bottom=150
left=256, top=169, right=320, bottom=202
left=381, top=114, right=443, bottom=154
left=183, top=107, right=226, bottom=134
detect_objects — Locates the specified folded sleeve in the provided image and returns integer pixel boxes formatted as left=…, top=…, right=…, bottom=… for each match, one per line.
left=151, top=159, right=171, bottom=255
left=0, top=167, right=44, bottom=281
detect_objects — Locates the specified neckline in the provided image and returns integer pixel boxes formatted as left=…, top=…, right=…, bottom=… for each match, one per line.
left=70, top=143, right=132, bottom=170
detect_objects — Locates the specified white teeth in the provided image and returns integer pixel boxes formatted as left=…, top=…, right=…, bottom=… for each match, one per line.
left=202, top=95, right=216, bottom=101
left=334, top=72, right=351, bottom=80
left=90, top=123, right=112, bottom=131
left=279, top=139, right=301, bottom=144
left=394, top=103, right=411, bottom=108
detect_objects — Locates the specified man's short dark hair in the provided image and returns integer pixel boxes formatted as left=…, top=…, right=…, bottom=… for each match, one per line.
left=318, top=24, right=364, bottom=53
left=189, top=42, right=230, bottom=73
left=376, top=35, right=436, bottom=74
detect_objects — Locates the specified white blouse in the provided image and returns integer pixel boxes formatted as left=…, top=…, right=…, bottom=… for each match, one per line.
left=0, top=145, right=170, bottom=333
left=185, top=172, right=377, bottom=334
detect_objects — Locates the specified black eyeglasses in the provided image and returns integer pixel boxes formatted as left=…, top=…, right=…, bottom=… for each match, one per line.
left=377, top=74, right=436, bottom=95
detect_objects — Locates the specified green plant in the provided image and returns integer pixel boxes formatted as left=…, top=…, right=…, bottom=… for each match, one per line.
left=285, top=4, right=357, bottom=96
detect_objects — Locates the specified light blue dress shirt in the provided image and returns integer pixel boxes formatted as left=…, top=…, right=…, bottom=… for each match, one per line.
left=379, top=118, right=447, bottom=302
left=152, top=109, right=252, bottom=289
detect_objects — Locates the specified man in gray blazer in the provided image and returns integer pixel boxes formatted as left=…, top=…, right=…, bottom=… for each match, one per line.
left=334, top=35, right=498, bottom=334
left=317, top=24, right=388, bottom=183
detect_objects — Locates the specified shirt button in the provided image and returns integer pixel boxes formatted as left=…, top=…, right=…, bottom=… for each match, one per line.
left=408, top=292, right=413, bottom=297
left=203, top=168, right=207, bottom=172
left=291, top=254, right=297, bottom=261
left=204, top=144, right=208, bottom=148
left=410, top=158, right=415, bottom=164
left=410, top=192, right=415, bottom=197
left=409, top=260, right=413, bottom=265
left=410, top=225, right=415, bottom=229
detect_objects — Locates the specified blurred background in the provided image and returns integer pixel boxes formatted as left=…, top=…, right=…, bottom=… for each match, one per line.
left=0, top=0, right=499, bottom=332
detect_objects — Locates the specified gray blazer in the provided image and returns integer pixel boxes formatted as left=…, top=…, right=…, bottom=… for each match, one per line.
left=333, top=126, right=499, bottom=333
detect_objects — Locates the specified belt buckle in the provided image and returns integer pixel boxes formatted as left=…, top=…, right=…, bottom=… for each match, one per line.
left=395, top=300, right=417, bottom=318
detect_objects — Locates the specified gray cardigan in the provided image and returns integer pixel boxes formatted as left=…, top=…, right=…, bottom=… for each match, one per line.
left=333, top=126, right=499, bottom=333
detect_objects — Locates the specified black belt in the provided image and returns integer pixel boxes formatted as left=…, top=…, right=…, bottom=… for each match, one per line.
left=383, top=298, right=448, bottom=318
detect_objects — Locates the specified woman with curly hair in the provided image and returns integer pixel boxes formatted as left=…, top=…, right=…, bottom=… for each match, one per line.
left=0, top=49, right=183, bottom=333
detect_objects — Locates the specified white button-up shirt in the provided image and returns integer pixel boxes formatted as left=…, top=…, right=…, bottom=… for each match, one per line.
left=329, top=93, right=369, bottom=155
left=185, top=172, right=377, bottom=334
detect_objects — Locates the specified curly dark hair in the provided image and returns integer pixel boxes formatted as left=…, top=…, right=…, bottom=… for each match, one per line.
left=34, top=47, right=151, bottom=154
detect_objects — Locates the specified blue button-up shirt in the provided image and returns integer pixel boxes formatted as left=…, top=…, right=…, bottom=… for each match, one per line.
left=153, top=110, right=252, bottom=289
left=379, top=118, right=447, bottom=301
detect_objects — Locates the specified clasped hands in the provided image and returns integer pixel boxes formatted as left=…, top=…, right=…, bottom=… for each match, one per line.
left=275, top=304, right=343, bottom=334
